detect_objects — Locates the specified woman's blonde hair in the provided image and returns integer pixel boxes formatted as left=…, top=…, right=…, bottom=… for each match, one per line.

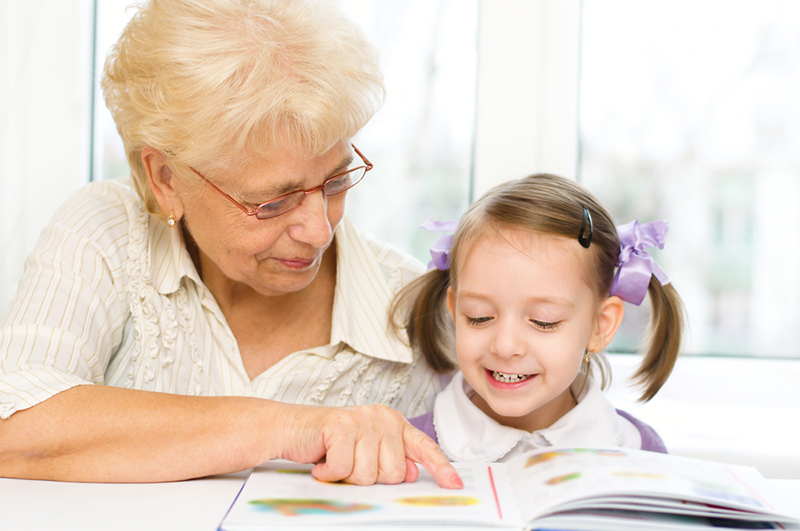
left=102, top=0, right=385, bottom=215
left=391, top=173, right=685, bottom=401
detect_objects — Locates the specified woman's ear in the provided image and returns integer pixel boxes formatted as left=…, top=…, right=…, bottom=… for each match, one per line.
left=141, top=146, right=184, bottom=219
left=589, top=296, right=625, bottom=352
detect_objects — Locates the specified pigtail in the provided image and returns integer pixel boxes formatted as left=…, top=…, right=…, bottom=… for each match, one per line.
left=389, top=269, right=456, bottom=374
left=633, top=278, right=686, bottom=401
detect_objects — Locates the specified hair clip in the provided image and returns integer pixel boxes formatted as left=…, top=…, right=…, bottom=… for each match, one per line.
left=578, top=206, right=593, bottom=248
left=610, top=220, right=671, bottom=305
left=420, top=218, right=458, bottom=271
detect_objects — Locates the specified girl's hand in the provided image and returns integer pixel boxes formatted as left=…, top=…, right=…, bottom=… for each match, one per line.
left=275, top=403, right=463, bottom=489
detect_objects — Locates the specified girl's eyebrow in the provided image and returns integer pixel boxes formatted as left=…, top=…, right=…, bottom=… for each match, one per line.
left=459, top=292, right=577, bottom=308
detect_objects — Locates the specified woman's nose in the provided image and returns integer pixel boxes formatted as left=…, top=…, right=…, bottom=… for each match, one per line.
left=287, top=189, right=333, bottom=247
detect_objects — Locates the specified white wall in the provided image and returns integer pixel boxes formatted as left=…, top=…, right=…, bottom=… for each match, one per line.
left=0, top=0, right=93, bottom=316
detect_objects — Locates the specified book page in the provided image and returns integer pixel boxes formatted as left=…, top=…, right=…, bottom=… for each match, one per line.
left=504, top=447, right=795, bottom=523
left=220, top=460, right=521, bottom=530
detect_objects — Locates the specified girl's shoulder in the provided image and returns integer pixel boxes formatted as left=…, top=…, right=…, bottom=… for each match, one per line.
left=407, top=411, right=437, bottom=443
left=615, top=409, right=668, bottom=454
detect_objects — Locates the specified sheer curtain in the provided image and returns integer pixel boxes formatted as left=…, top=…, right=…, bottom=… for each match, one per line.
left=0, top=0, right=93, bottom=316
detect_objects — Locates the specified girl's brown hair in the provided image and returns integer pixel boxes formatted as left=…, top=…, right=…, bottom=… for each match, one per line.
left=390, top=173, right=685, bottom=401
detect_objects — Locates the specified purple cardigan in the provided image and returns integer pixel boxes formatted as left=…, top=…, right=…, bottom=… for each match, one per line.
left=408, top=409, right=667, bottom=454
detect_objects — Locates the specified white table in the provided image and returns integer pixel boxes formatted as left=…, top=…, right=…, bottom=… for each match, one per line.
left=0, top=471, right=248, bottom=531
left=1, top=473, right=799, bottom=530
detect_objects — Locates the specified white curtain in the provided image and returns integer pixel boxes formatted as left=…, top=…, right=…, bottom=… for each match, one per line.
left=0, top=0, right=93, bottom=315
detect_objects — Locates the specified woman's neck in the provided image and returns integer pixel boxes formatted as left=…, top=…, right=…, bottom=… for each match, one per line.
left=185, top=230, right=338, bottom=379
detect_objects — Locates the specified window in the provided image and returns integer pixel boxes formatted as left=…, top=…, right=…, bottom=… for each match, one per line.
left=579, top=0, right=800, bottom=358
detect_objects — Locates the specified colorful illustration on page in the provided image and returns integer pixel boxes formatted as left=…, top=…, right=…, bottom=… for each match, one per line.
left=524, top=448, right=626, bottom=468
left=394, top=496, right=481, bottom=507
left=248, top=498, right=377, bottom=516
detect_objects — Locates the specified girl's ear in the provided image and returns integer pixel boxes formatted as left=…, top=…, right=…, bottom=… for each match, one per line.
left=446, top=286, right=456, bottom=321
left=589, top=296, right=625, bottom=352
left=142, top=146, right=184, bottom=220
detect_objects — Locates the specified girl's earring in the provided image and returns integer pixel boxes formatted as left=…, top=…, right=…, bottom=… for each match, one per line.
left=583, top=349, right=592, bottom=363
left=167, top=212, right=176, bottom=229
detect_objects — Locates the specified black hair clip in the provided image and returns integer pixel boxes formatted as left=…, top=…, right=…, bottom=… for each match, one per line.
left=578, top=206, right=593, bottom=248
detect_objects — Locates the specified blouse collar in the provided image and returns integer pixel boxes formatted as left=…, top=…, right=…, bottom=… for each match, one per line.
left=434, top=372, right=624, bottom=462
left=149, top=212, right=413, bottom=364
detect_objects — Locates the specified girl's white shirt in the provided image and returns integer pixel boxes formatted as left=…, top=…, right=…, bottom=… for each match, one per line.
left=433, top=372, right=642, bottom=462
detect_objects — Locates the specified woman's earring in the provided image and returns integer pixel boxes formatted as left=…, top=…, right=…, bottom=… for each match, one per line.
left=583, top=349, right=592, bottom=363
left=167, top=212, right=176, bottom=229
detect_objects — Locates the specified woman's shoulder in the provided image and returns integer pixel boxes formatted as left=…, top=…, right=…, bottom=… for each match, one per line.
left=341, top=218, right=426, bottom=291
left=357, top=225, right=425, bottom=272
left=49, top=178, right=148, bottom=244
left=57, top=177, right=143, bottom=216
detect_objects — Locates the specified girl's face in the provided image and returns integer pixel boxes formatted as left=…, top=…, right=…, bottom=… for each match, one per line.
left=447, top=230, right=619, bottom=433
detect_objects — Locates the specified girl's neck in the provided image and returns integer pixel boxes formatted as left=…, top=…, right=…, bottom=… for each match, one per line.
left=470, top=383, right=579, bottom=433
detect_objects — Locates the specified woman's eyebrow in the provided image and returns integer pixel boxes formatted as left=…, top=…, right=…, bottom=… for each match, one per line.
left=330, top=152, right=355, bottom=176
left=244, top=152, right=357, bottom=202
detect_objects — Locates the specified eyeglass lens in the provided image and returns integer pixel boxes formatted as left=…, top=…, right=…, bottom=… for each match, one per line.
left=255, top=166, right=367, bottom=219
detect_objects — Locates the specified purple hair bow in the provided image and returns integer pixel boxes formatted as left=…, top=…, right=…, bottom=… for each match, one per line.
left=420, top=218, right=458, bottom=271
left=610, top=220, right=671, bottom=306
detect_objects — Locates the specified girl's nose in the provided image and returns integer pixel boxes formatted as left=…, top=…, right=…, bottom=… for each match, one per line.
left=489, top=319, right=528, bottom=359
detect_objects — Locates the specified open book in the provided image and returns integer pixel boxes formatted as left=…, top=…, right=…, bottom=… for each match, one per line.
left=219, top=447, right=800, bottom=531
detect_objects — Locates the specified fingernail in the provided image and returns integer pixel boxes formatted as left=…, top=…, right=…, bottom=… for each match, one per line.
left=451, top=473, right=463, bottom=489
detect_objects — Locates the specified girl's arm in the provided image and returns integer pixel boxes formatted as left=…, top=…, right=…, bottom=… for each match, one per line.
left=0, top=384, right=461, bottom=487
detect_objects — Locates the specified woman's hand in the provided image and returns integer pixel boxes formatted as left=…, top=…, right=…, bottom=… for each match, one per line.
left=275, top=403, right=463, bottom=489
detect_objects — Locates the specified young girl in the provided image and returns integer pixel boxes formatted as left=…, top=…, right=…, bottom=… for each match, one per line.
left=394, top=173, right=685, bottom=462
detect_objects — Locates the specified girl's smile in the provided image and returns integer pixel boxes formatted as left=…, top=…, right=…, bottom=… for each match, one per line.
left=486, top=369, right=536, bottom=385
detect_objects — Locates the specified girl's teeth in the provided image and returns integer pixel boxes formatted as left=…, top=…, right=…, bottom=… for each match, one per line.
left=491, top=370, right=531, bottom=383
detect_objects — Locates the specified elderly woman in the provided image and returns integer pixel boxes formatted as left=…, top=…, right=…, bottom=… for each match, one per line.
left=0, top=0, right=459, bottom=488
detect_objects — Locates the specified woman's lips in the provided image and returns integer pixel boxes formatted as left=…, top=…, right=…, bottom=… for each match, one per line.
left=276, top=256, right=318, bottom=270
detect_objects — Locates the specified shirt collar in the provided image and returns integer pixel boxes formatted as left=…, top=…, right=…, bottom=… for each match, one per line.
left=149, top=214, right=203, bottom=295
left=434, top=373, right=624, bottom=462
left=537, top=377, right=624, bottom=448
left=148, top=213, right=414, bottom=364
left=329, top=217, right=414, bottom=364
left=435, top=372, right=526, bottom=462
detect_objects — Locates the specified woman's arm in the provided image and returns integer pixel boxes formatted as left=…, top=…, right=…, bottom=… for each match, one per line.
left=0, top=384, right=461, bottom=488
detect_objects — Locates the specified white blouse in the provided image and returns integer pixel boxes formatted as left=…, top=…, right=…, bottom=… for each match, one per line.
left=0, top=179, right=449, bottom=419
left=433, top=373, right=642, bottom=462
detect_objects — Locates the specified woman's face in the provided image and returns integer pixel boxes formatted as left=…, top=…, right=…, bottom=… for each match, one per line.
left=174, top=139, right=353, bottom=297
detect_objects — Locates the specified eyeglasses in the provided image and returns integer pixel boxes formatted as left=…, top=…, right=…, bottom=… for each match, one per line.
left=189, top=144, right=373, bottom=220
